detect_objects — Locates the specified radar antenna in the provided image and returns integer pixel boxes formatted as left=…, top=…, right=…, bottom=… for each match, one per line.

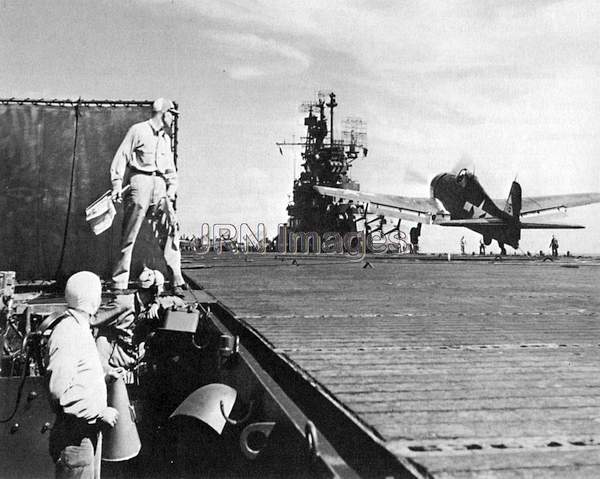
left=342, top=117, right=368, bottom=161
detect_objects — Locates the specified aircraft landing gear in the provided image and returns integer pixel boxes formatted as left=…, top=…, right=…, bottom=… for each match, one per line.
left=498, top=242, right=507, bottom=255
left=365, top=215, right=386, bottom=236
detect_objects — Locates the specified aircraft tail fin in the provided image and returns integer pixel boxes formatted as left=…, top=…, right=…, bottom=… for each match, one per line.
left=504, top=181, right=522, bottom=218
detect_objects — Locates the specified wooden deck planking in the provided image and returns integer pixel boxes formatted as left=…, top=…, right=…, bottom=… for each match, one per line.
left=184, top=254, right=600, bottom=478
left=409, top=448, right=600, bottom=478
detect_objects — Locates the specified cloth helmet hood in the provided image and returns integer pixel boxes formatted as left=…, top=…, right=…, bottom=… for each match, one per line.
left=138, top=267, right=156, bottom=289
left=65, top=271, right=102, bottom=315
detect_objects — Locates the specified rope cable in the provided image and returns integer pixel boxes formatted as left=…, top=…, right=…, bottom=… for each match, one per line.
left=54, top=100, right=81, bottom=279
left=0, top=341, right=32, bottom=424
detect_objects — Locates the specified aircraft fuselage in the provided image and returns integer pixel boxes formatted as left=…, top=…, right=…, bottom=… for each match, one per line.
left=430, top=171, right=520, bottom=250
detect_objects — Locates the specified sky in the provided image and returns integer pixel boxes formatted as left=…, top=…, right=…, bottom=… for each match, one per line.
left=2, top=0, right=600, bottom=254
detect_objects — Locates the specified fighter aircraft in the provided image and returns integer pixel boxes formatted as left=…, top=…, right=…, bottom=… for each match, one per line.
left=315, top=169, right=600, bottom=254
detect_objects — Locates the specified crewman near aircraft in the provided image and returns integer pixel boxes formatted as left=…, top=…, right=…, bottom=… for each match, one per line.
left=550, top=235, right=559, bottom=257
left=110, top=98, right=186, bottom=297
left=43, top=271, right=119, bottom=479
left=479, top=239, right=486, bottom=255
left=460, top=236, right=466, bottom=255
left=409, top=224, right=421, bottom=254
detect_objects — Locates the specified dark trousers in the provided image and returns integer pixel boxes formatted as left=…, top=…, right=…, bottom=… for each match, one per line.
left=50, top=415, right=102, bottom=479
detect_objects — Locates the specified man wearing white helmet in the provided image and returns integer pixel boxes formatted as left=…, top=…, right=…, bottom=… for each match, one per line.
left=110, top=97, right=186, bottom=297
left=43, top=271, right=119, bottom=479
left=94, top=267, right=181, bottom=372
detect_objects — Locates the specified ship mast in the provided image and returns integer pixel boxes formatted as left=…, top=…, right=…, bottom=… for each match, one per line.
left=326, top=92, right=337, bottom=148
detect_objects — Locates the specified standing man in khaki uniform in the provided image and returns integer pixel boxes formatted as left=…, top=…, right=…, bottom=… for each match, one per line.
left=110, top=98, right=186, bottom=297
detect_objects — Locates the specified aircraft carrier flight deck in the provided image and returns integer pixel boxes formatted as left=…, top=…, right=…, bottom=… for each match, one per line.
left=182, top=252, right=600, bottom=479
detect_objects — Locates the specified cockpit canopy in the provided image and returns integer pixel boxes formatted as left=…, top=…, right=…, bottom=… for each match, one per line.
left=456, top=168, right=474, bottom=186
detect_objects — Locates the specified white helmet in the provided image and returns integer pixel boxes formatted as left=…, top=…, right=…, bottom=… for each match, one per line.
left=138, top=267, right=165, bottom=290
left=138, top=267, right=156, bottom=289
left=65, top=271, right=102, bottom=315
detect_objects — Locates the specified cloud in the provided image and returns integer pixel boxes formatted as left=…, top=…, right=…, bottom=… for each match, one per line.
left=203, top=30, right=311, bottom=79
left=186, top=0, right=600, bottom=136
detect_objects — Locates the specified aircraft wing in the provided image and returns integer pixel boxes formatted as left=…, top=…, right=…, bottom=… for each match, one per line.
left=437, top=218, right=506, bottom=227
left=316, top=187, right=600, bottom=228
left=437, top=218, right=585, bottom=229
left=314, top=186, right=446, bottom=224
left=510, top=193, right=600, bottom=217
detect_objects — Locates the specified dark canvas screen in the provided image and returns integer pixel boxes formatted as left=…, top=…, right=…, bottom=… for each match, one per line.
left=0, top=100, right=176, bottom=281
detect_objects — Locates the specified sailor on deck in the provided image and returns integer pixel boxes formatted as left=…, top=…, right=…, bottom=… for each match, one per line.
left=44, top=271, right=119, bottom=479
left=93, top=267, right=185, bottom=374
left=550, top=235, right=559, bottom=257
left=110, top=98, right=186, bottom=297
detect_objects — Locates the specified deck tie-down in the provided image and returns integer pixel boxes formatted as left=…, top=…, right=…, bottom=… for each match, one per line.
left=239, top=310, right=598, bottom=320
left=394, top=436, right=600, bottom=456
left=275, top=342, right=599, bottom=354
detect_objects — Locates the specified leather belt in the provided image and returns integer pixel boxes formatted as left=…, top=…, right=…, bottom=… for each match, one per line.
left=132, top=169, right=160, bottom=176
